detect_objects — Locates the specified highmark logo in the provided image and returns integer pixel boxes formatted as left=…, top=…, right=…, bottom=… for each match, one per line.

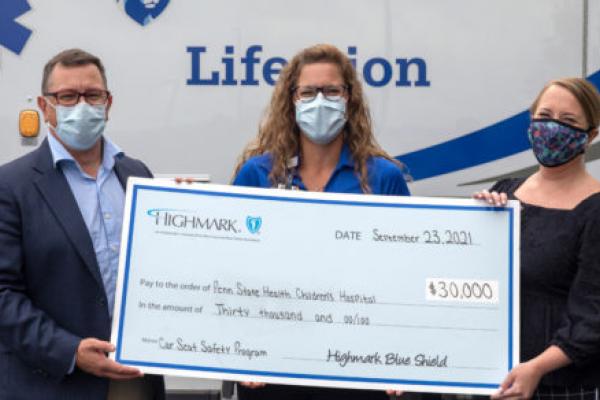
left=147, top=208, right=240, bottom=233
left=246, top=216, right=262, bottom=234
left=116, top=0, right=170, bottom=26
left=186, top=45, right=430, bottom=88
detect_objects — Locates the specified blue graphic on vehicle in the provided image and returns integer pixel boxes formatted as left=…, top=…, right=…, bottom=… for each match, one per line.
left=0, top=0, right=33, bottom=55
left=116, top=0, right=170, bottom=26
left=246, top=216, right=262, bottom=234
left=396, top=69, right=600, bottom=182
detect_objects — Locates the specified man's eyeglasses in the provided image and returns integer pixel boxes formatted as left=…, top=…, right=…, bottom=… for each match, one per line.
left=44, top=90, right=110, bottom=106
left=293, top=85, right=348, bottom=102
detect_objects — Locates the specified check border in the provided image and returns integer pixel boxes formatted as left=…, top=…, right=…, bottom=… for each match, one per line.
left=113, top=180, right=518, bottom=393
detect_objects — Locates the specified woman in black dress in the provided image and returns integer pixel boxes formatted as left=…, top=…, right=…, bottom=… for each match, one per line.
left=475, top=77, right=600, bottom=400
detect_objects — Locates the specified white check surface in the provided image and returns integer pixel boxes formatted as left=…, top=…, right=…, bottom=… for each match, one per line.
left=111, top=179, right=519, bottom=395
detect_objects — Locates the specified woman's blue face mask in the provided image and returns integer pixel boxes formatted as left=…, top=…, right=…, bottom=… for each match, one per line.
left=527, top=118, right=590, bottom=167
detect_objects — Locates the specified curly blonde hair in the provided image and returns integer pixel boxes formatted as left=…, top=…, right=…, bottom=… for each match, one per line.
left=233, top=43, right=402, bottom=193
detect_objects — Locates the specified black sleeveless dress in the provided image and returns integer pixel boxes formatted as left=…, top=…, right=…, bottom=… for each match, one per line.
left=491, top=178, right=600, bottom=396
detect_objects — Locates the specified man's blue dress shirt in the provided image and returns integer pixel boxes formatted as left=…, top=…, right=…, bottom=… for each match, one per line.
left=48, top=133, right=125, bottom=318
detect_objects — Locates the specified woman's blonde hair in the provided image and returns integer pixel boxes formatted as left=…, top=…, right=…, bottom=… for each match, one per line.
left=233, top=43, right=401, bottom=193
left=530, top=77, right=600, bottom=129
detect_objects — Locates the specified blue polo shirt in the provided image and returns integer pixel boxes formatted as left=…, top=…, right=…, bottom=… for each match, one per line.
left=233, top=143, right=410, bottom=195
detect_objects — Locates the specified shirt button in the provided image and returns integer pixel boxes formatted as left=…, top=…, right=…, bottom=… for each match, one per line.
left=110, top=244, right=119, bottom=252
left=104, top=212, right=112, bottom=220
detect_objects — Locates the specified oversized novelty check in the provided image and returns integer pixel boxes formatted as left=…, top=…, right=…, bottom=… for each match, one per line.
left=111, top=178, right=520, bottom=395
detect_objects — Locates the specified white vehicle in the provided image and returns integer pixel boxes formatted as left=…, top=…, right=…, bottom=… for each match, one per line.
left=1, top=0, right=599, bottom=397
left=3, top=0, right=599, bottom=197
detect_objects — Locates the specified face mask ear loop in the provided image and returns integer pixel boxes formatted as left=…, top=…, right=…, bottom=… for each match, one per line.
left=43, top=98, right=57, bottom=132
left=585, top=127, right=598, bottom=148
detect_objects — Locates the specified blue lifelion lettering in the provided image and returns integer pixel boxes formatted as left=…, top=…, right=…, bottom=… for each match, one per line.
left=187, top=45, right=430, bottom=87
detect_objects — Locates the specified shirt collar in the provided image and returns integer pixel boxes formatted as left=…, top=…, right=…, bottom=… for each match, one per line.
left=48, top=132, right=123, bottom=171
left=290, top=142, right=355, bottom=170
left=337, top=142, right=354, bottom=169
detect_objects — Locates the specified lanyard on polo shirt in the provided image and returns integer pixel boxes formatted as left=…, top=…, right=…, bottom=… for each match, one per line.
left=277, top=155, right=300, bottom=190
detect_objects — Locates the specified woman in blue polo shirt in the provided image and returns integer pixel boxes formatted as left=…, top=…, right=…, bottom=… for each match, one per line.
left=232, top=43, right=409, bottom=400
left=232, top=43, right=409, bottom=197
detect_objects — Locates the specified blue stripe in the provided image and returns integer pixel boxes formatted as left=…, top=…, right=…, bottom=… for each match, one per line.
left=397, top=69, right=600, bottom=181
left=118, top=359, right=498, bottom=389
left=589, top=69, right=600, bottom=88
left=116, top=186, right=139, bottom=361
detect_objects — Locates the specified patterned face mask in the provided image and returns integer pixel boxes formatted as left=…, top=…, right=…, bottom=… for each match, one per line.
left=527, top=119, right=590, bottom=167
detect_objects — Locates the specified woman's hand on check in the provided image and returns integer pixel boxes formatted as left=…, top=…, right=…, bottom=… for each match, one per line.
left=473, top=190, right=508, bottom=207
left=240, top=381, right=267, bottom=389
left=174, top=177, right=202, bottom=184
left=491, top=361, right=543, bottom=400
left=386, top=390, right=404, bottom=397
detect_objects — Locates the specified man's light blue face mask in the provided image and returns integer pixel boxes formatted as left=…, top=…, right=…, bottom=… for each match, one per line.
left=47, top=101, right=106, bottom=151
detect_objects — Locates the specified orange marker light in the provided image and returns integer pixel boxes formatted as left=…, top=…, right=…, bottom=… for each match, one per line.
left=19, top=109, right=40, bottom=138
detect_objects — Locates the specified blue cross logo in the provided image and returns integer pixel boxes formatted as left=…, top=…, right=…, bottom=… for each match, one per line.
left=246, top=216, right=262, bottom=234
left=116, top=0, right=170, bottom=26
left=0, top=0, right=33, bottom=55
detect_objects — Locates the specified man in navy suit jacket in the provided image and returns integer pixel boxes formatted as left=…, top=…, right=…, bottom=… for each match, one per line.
left=0, top=49, right=164, bottom=399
